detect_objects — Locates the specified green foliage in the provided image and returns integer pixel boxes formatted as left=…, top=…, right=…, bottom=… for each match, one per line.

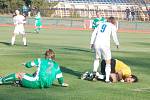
left=31, top=0, right=58, bottom=17
left=0, top=0, right=58, bottom=17
left=24, top=0, right=32, bottom=6
left=0, top=0, right=7, bottom=9
left=0, top=0, right=8, bottom=14
left=0, top=0, right=24, bottom=14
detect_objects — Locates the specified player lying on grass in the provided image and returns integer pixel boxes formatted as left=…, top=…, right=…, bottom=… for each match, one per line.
left=97, top=58, right=138, bottom=83
left=0, top=49, right=68, bottom=88
left=81, top=59, right=138, bottom=83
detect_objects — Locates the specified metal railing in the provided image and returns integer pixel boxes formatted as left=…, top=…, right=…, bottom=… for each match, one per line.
left=0, top=16, right=149, bottom=32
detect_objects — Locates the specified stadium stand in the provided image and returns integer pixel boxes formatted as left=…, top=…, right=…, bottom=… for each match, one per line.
left=49, top=0, right=149, bottom=5
left=67, top=0, right=132, bottom=4
left=49, top=0, right=150, bottom=21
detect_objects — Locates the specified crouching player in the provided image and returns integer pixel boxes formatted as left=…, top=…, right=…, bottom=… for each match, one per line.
left=0, top=49, right=68, bottom=88
left=97, top=59, right=138, bottom=83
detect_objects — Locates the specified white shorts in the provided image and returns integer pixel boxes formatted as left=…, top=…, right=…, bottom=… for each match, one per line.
left=94, top=46, right=111, bottom=60
left=14, top=24, right=25, bottom=35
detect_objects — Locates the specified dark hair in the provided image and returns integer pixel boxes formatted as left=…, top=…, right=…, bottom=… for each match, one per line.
left=12, top=13, right=16, bottom=17
left=131, top=75, right=138, bottom=82
left=108, top=17, right=116, bottom=25
left=96, top=11, right=99, bottom=14
left=45, top=49, right=55, bottom=60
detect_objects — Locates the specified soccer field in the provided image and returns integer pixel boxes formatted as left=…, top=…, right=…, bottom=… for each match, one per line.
left=0, top=26, right=150, bottom=100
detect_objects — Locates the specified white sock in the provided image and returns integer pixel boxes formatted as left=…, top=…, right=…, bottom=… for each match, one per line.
left=23, top=37, right=27, bottom=45
left=93, top=59, right=99, bottom=72
left=105, top=64, right=111, bottom=82
left=95, top=72, right=105, bottom=79
left=11, top=36, right=15, bottom=45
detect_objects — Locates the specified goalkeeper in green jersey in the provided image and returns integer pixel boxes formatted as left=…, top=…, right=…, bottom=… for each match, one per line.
left=34, top=12, right=42, bottom=33
left=0, top=49, right=68, bottom=88
left=92, top=11, right=107, bottom=29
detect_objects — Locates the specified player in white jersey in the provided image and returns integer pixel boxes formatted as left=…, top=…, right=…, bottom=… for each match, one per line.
left=11, top=10, right=27, bottom=46
left=90, top=17, right=119, bottom=83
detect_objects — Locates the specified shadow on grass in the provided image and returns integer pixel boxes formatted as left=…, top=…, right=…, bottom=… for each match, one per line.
left=26, top=31, right=34, bottom=34
left=60, top=66, right=81, bottom=78
left=133, top=42, right=150, bottom=46
left=120, top=57, right=149, bottom=68
left=0, top=41, right=29, bottom=47
left=62, top=48, right=91, bottom=53
left=52, top=84, right=61, bottom=87
left=0, top=42, right=10, bottom=46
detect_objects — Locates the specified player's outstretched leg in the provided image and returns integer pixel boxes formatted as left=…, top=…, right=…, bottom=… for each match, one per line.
left=0, top=73, right=16, bottom=84
left=0, top=72, right=25, bottom=85
left=0, top=77, right=3, bottom=84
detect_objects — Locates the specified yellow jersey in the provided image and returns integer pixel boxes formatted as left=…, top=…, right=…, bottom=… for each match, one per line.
left=115, top=59, right=131, bottom=77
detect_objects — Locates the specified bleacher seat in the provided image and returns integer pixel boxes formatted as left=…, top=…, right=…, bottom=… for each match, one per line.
left=67, top=0, right=132, bottom=4
left=49, top=0, right=150, bottom=5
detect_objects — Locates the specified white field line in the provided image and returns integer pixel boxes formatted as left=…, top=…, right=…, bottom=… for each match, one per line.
left=0, top=52, right=39, bottom=56
left=0, top=52, right=64, bottom=56
left=132, top=88, right=150, bottom=92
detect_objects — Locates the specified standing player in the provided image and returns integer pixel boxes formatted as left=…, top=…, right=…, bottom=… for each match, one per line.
left=0, top=49, right=68, bottom=88
left=90, top=17, right=119, bottom=83
left=11, top=10, right=27, bottom=46
left=34, top=12, right=42, bottom=33
left=92, top=11, right=107, bottom=29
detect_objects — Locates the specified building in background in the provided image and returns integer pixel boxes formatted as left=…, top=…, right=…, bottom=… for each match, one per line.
left=48, top=0, right=150, bottom=21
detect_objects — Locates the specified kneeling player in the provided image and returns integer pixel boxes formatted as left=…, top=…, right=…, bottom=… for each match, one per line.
left=0, top=49, right=68, bottom=88
left=97, top=59, right=138, bottom=83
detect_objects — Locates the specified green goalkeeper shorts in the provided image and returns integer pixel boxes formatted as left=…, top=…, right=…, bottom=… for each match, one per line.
left=21, top=74, right=41, bottom=89
left=36, top=22, right=42, bottom=27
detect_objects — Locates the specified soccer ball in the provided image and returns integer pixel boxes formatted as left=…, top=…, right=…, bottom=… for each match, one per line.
left=88, top=72, right=96, bottom=81
left=81, top=71, right=96, bottom=81
left=81, top=71, right=90, bottom=80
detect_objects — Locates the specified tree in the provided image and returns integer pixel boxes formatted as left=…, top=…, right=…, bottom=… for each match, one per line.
left=0, top=0, right=24, bottom=14
left=23, top=0, right=32, bottom=6
left=0, top=0, right=9, bottom=14
left=0, top=0, right=58, bottom=17
left=31, top=0, right=58, bottom=17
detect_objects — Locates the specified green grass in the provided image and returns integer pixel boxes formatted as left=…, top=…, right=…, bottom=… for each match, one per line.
left=0, top=26, right=150, bottom=100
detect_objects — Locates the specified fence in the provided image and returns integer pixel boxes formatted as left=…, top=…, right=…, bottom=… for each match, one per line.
left=0, top=16, right=149, bottom=32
